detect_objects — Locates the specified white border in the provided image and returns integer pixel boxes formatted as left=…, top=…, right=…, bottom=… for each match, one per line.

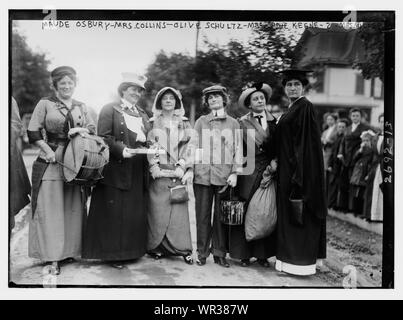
left=1, top=0, right=401, bottom=300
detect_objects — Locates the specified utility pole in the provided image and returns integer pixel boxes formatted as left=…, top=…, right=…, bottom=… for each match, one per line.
left=189, top=21, right=200, bottom=126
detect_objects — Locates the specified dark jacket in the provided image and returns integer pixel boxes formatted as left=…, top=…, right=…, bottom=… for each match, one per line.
left=339, top=123, right=370, bottom=168
left=350, top=146, right=376, bottom=187
left=98, top=101, right=151, bottom=190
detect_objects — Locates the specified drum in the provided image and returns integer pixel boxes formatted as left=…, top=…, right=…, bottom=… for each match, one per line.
left=219, top=186, right=245, bottom=226
left=62, top=133, right=109, bottom=186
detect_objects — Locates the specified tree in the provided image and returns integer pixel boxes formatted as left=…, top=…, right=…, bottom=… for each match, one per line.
left=354, top=16, right=386, bottom=81
left=11, top=23, right=51, bottom=115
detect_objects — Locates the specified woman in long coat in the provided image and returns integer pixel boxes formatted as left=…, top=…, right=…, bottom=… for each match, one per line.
left=275, top=69, right=327, bottom=276
left=147, top=87, right=194, bottom=264
left=235, top=83, right=277, bottom=267
left=27, top=66, right=95, bottom=274
left=10, top=97, right=31, bottom=233
left=82, top=73, right=151, bottom=269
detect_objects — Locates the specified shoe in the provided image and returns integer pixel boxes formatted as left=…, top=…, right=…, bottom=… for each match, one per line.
left=109, top=262, right=125, bottom=270
left=257, top=259, right=270, bottom=267
left=213, top=256, right=230, bottom=268
left=196, top=257, right=206, bottom=266
left=148, top=252, right=163, bottom=260
left=51, top=262, right=61, bottom=275
left=61, top=257, right=75, bottom=264
left=241, top=259, right=251, bottom=267
left=183, top=255, right=194, bottom=265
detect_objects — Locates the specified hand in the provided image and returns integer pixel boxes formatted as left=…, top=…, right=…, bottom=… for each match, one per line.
left=327, top=167, right=333, bottom=172
left=227, top=173, right=238, bottom=188
left=270, top=159, right=278, bottom=172
left=181, top=170, right=194, bottom=185
left=337, top=154, right=344, bottom=160
left=174, top=167, right=185, bottom=179
left=364, top=175, right=369, bottom=182
left=68, top=127, right=89, bottom=138
left=122, top=147, right=135, bottom=159
left=44, top=150, right=56, bottom=163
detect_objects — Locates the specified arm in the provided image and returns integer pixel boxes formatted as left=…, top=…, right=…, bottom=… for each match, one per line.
left=27, top=100, right=56, bottom=162
left=97, top=104, right=127, bottom=160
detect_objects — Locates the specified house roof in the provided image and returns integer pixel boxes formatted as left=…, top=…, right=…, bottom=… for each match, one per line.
left=294, top=25, right=366, bottom=68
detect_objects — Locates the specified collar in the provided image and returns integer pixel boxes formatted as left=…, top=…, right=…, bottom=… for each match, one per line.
left=213, top=108, right=225, bottom=117
left=121, top=98, right=138, bottom=111
left=253, top=111, right=266, bottom=119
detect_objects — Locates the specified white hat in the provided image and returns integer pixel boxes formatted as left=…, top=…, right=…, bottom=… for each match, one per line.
left=121, top=72, right=147, bottom=90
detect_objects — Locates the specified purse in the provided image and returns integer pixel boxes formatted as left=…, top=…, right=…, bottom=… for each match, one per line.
left=169, top=184, right=189, bottom=204
left=289, top=187, right=304, bottom=226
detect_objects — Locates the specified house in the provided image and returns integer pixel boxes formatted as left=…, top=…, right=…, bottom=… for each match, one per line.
left=294, top=25, right=384, bottom=127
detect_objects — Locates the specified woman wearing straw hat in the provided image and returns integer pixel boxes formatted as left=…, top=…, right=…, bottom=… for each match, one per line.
left=236, top=83, right=277, bottom=267
left=82, top=73, right=151, bottom=269
left=275, top=69, right=327, bottom=276
left=27, top=66, right=96, bottom=274
left=146, top=87, right=194, bottom=265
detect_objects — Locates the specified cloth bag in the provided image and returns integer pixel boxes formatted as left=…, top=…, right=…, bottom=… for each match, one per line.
left=244, top=170, right=277, bottom=241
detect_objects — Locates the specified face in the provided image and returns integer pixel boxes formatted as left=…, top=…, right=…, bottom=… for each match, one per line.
left=379, top=116, right=384, bottom=132
left=122, top=86, right=143, bottom=105
left=249, top=91, right=266, bottom=114
left=207, top=93, right=224, bottom=110
left=161, top=92, right=176, bottom=111
left=362, top=136, right=371, bottom=145
left=350, top=111, right=361, bottom=124
left=285, top=79, right=304, bottom=100
left=337, top=121, right=347, bottom=134
left=56, top=76, right=76, bottom=99
left=326, top=115, right=336, bottom=127
left=271, top=105, right=282, bottom=118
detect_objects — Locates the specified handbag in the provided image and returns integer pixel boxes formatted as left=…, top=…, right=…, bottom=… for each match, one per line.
left=169, top=184, right=189, bottom=204
left=219, top=185, right=245, bottom=225
left=289, top=187, right=304, bottom=226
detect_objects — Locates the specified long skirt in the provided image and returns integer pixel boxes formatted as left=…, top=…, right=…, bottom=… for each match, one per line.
left=82, top=182, right=147, bottom=261
left=28, top=179, right=83, bottom=261
left=147, top=178, right=192, bottom=256
left=370, top=165, right=383, bottom=221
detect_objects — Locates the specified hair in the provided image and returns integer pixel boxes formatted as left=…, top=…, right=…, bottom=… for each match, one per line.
left=378, top=113, right=384, bottom=122
left=326, top=113, right=339, bottom=122
left=118, top=82, right=144, bottom=97
left=244, top=90, right=268, bottom=108
left=337, top=118, right=349, bottom=127
left=202, top=91, right=230, bottom=108
left=155, top=89, right=181, bottom=110
left=350, top=108, right=362, bottom=116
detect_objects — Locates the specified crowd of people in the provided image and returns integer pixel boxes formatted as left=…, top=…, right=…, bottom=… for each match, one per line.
left=321, top=110, right=384, bottom=222
left=10, top=64, right=381, bottom=279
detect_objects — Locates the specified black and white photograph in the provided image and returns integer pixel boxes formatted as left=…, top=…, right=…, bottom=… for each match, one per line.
left=6, top=5, right=395, bottom=294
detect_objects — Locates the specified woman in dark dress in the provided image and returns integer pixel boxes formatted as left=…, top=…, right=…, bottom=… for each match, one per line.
left=82, top=73, right=151, bottom=269
left=235, top=83, right=277, bottom=267
left=275, top=69, right=327, bottom=276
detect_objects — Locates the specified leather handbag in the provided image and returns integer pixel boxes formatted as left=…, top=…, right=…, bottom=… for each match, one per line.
left=289, top=187, right=304, bottom=226
left=169, top=185, right=189, bottom=204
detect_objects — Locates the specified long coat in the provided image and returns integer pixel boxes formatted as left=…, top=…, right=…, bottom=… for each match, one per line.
left=147, top=114, right=193, bottom=255
left=82, top=101, right=151, bottom=261
left=339, top=123, right=370, bottom=169
left=275, top=96, right=327, bottom=267
left=234, top=110, right=277, bottom=259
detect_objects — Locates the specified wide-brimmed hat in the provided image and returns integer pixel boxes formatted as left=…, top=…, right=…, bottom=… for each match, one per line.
left=238, top=82, right=272, bottom=108
left=279, top=69, right=312, bottom=87
left=152, top=87, right=185, bottom=116
left=121, top=72, right=147, bottom=90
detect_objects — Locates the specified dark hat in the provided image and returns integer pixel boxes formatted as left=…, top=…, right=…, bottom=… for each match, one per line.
left=202, top=85, right=227, bottom=96
left=51, top=66, right=77, bottom=80
left=238, top=82, right=272, bottom=108
left=279, top=69, right=312, bottom=87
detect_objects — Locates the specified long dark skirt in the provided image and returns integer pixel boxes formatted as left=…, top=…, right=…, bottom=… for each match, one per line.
left=82, top=182, right=147, bottom=261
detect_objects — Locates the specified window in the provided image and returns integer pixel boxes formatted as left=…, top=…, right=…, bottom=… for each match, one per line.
left=355, top=73, right=364, bottom=95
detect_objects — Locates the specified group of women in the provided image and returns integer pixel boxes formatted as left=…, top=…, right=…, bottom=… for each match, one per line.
left=26, top=66, right=327, bottom=276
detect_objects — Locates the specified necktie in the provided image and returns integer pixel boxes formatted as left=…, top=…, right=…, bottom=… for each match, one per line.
left=255, top=115, right=263, bottom=127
